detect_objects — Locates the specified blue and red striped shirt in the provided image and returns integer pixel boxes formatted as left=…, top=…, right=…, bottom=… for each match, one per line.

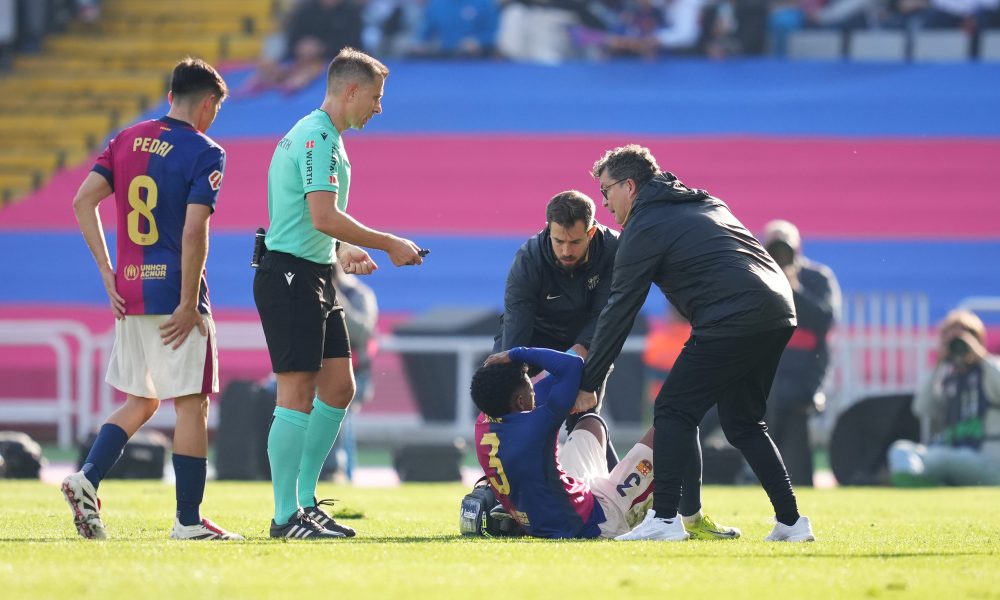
left=92, top=116, right=225, bottom=315
left=474, top=347, right=605, bottom=539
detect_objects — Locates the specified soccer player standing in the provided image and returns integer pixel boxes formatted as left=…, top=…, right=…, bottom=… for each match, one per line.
left=65, top=58, right=241, bottom=540
left=254, top=47, right=423, bottom=539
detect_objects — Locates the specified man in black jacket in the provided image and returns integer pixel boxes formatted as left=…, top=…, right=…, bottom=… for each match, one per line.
left=495, top=190, right=621, bottom=467
left=575, top=144, right=815, bottom=542
left=495, top=190, right=617, bottom=359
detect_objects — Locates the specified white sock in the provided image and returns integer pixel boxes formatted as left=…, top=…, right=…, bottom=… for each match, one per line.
left=681, top=510, right=702, bottom=525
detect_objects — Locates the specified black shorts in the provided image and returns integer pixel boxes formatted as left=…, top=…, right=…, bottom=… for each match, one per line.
left=253, top=250, right=351, bottom=373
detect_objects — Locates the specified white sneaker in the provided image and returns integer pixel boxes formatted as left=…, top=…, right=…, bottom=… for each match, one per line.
left=765, top=516, right=816, bottom=542
left=60, top=471, right=106, bottom=540
left=170, top=518, right=245, bottom=540
left=615, top=509, right=690, bottom=541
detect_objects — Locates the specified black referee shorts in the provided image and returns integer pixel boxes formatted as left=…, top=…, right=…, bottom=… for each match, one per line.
left=253, top=250, right=351, bottom=373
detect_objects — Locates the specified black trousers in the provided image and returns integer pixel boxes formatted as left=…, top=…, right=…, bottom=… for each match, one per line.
left=652, top=327, right=798, bottom=519
left=767, top=404, right=814, bottom=487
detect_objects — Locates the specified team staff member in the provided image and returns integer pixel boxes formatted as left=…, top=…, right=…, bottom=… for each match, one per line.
left=254, top=47, right=423, bottom=540
left=575, top=144, right=815, bottom=542
left=494, top=191, right=620, bottom=464
left=495, top=191, right=617, bottom=361
left=65, top=58, right=241, bottom=541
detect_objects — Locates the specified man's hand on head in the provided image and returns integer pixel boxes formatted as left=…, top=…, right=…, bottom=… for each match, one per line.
left=572, top=390, right=598, bottom=414
left=483, top=351, right=511, bottom=367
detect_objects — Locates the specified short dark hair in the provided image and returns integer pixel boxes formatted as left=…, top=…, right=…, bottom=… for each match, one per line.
left=546, top=190, right=595, bottom=230
left=327, top=47, right=389, bottom=92
left=470, top=362, right=529, bottom=419
left=591, top=144, right=660, bottom=189
left=170, top=57, right=228, bottom=101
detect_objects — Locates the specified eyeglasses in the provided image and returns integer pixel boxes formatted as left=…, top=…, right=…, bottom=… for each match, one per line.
left=600, top=178, right=627, bottom=200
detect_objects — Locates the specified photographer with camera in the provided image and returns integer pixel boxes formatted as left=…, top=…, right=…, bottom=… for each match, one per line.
left=888, top=309, right=1000, bottom=486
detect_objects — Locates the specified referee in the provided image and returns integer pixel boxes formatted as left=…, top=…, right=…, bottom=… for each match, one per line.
left=254, top=48, right=424, bottom=540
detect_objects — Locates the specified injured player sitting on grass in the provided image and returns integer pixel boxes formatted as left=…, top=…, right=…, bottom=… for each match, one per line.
left=471, top=346, right=739, bottom=540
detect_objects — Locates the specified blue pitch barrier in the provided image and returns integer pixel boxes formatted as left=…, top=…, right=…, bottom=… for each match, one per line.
left=5, top=232, right=999, bottom=322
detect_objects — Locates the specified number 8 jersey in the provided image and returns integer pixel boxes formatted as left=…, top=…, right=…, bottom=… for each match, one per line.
left=92, top=116, right=225, bottom=315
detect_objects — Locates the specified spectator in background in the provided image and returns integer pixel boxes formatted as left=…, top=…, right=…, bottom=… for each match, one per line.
left=324, top=263, right=379, bottom=482
left=363, top=0, right=427, bottom=57
left=413, top=0, right=499, bottom=58
left=287, top=0, right=364, bottom=58
left=243, top=0, right=363, bottom=95
left=598, top=0, right=667, bottom=58
left=497, top=0, right=593, bottom=63
left=762, top=219, right=841, bottom=488
left=601, top=0, right=706, bottom=57
left=888, top=310, right=1000, bottom=486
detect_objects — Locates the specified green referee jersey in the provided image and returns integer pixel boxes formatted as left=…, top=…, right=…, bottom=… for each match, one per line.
left=265, top=109, right=350, bottom=265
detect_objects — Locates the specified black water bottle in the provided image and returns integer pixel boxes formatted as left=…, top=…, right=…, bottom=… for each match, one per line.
left=251, top=227, right=266, bottom=268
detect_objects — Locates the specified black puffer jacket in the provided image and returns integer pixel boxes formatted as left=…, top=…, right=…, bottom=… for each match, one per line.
left=581, top=172, right=796, bottom=391
left=494, top=224, right=619, bottom=353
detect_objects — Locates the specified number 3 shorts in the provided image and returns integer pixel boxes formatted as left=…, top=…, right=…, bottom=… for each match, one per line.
left=560, top=427, right=655, bottom=538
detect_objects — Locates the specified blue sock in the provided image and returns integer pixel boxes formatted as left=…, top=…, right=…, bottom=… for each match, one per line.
left=173, top=454, right=207, bottom=526
left=82, top=423, right=129, bottom=490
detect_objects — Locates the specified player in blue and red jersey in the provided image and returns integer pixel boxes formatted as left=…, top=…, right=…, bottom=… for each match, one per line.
left=472, top=347, right=740, bottom=539
left=62, top=58, right=241, bottom=541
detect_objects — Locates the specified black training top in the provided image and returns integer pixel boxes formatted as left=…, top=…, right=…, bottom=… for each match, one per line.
left=580, top=172, right=796, bottom=392
left=495, top=224, right=619, bottom=354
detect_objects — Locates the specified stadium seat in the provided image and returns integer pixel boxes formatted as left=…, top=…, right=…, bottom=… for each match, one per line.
left=223, top=36, right=265, bottom=62
left=0, top=0, right=276, bottom=204
left=848, top=30, right=907, bottom=62
left=787, top=30, right=843, bottom=60
left=912, top=31, right=969, bottom=62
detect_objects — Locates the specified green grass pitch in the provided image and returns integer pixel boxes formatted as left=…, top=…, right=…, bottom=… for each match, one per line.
left=1, top=481, right=998, bottom=598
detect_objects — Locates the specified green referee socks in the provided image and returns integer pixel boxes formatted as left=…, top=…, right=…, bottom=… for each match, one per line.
left=297, top=398, right=347, bottom=508
left=268, top=406, right=310, bottom=526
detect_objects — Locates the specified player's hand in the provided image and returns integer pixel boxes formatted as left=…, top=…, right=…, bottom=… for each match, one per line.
left=159, top=304, right=207, bottom=350
left=338, top=242, right=378, bottom=275
left=386, top=235, right=423, bottom=267
left=571, top=390, right=598, bottom=414
left=102, top=269, right=126, bottom=319
left=483, top=351, right=511, bottom=366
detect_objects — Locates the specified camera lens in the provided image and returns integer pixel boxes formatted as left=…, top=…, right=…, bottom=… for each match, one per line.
left=947, top=337, right=970, bottom=359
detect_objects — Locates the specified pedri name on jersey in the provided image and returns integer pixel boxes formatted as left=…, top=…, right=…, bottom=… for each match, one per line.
left=132, top=136, right=174, bottom=158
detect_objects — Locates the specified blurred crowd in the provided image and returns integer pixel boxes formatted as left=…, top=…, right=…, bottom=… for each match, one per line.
left=252, top=0, right=1000, bottom=80
left=4, top=0, right=999, bottom=73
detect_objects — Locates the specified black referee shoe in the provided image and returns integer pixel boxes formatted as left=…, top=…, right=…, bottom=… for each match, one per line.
left=303, top=498, right=357, bottom=538
left=269, top=509, right=345, bottom=540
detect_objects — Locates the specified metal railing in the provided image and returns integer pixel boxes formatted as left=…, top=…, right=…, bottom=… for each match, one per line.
left=0, top=320, right=95, bottom=448
left=0, top=293, right=986, bottom=448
